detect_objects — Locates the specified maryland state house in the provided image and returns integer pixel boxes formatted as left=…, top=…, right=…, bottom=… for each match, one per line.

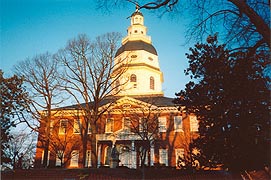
left=34, top=8, right=199, bottom=169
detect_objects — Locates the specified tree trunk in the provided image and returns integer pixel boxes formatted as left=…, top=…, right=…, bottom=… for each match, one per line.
left=42, top=115, right=51, bottom=168
left=42, top=141, right=49, bottom=168
left=82, top=136, right=87, bottom=167
left=91, top=124, right=98, bottom=168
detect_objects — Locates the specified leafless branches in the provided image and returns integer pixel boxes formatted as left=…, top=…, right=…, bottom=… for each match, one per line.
left=14, top=52, right=64, bottom=167
left=125, top=98, right=161, bottom=167
left=55, top=32, right=127, bottom=167
left=14, top=53, right=64, bottom=131
left=97, top=0, right=270, bottom=51
left=4, top=131, right=36, bottom=169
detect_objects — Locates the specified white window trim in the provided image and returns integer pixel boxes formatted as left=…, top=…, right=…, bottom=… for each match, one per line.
left=59, top=119, right=68, bottom=134
left=85, top=150, right=91, bottom=167
left=105, top=118, right=114, bottom=133
left=190, top=115, right=199, bottom=132
left=158, top=117, right=167, bottom=133
left=41, top=150, right=50, bottom=166
left=175, top=148, right=185, bottom=167
left=174, top=116, right=184, bottom=132
left=70, top=150, right=79, bottom=167
left=55, top=150, right=64, bottom=166
left=159, top=149, right=168, bottom=166
left=73, top=119, right=80, bottom=134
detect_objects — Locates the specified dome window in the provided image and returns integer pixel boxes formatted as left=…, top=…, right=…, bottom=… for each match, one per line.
left=131, top=55, right=137, bottom=58
left=115, top=80, right=120, bottom=92
left=150, top=76, right=155, bottom=90
left=130, top=74, right=137, bottom=82
left=148, top=57, right=153, bottom=61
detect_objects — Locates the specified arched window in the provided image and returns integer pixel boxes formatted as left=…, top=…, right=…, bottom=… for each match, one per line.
left=135, top=17, right=138, bottom=23
left=115, top=80, right=120, bottom=92
left=150, top=76, right=155, bottom=90
left=130, top=74, right=137, bottom=82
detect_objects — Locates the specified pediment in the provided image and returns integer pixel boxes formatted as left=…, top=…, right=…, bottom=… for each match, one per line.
left=100, top=96, right=158, bottom=113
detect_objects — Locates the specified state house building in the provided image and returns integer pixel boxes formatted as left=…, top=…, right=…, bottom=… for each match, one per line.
left=34, top=9, right=199, bottom=169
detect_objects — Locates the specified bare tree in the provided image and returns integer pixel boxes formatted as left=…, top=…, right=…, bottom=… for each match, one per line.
left=97, top=0, right=270, bottom=51
left=128, top=99, right=161, bottom=168
left=185, top=0, right=270, bottom=51
left=14, top=53, right=64, bottom=168
left=56, top=32, right=129, bottom=167
left=3, top=131, right=36, bottom=170
left=118, top=97, right=162, bottom=179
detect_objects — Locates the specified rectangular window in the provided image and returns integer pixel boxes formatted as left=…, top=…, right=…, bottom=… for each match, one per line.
left=190, top=115, right=199, bottom=132
left=159, top=149, right=168, bottom=166
left=85, top=150, right=91, bottom=167
left=87, top=121, right=92, bottom=134
left=139, top=118, right=143, bottom=132
left=175, top=148, right=185, bottom=167
left=123, top=117, right=131, bottom=131
left=174, top=116, right=183, bottom=132
left=59, top=119, right=68, bottom=134
left=50, top=121, right=54, bottom=133
left=41, top=150, right=50, bottom=166
left=105, top=118, right=114, bottom=133
left=73, top=119, right=80, bottom=134
left=70, top=150, right=79, bottom=167
left=55, top=150, right=64, bottom=166
left=158, top=117, right=167, bottom=132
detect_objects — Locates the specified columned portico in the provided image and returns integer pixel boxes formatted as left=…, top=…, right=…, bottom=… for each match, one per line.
left=96, top=132, right=152, bottom=169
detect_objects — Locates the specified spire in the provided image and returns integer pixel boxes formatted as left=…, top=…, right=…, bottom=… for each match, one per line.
left=136, top=3, right=140, bottom=12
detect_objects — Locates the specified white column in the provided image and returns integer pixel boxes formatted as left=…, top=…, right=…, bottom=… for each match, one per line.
left=150, top=145, right=155, bottom=166
left=131, top=141, right=137, bottom=169
left=97, top=144, right=101, bottom=167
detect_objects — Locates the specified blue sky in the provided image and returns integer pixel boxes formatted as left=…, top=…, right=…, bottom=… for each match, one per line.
left=1, top=0, right=191, bottom=98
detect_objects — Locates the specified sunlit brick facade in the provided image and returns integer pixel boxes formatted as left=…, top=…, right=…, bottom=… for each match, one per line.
left=34, top=9, right=199, bottom=169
